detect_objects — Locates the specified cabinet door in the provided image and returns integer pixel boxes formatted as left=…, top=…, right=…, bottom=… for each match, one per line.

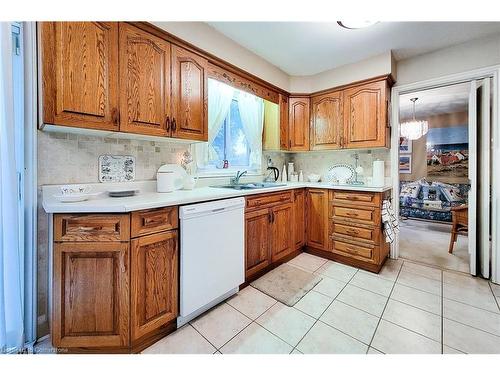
left=288, top=97, right=310, bottom=151
left=293, top=189, right=306, bottom=249
left=245, top=208, right=271, bottom=279
left=311, top=91, right=343, bottom=150
left=119, top=24, right=171, bottom=136
left=343, top=80, right=388, bottom=149
left=41, top=22, right=119, bottom=131
left=271, top=203, right=294, bottom=262
left=131, top=231, right=178, bottom=342
left=52, top=242, right=129, bottom=348
left=279, top=94, right=289, bottom=150
left=306, top=189, right=329, bottom=251
left=171, top=45, right=208, bottom=141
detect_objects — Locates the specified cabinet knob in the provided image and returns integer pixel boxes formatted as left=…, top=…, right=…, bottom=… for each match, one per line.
left=172, top=118, right=177, bottom=131
left=111, top=108, right=119, bottom=125
left=166, top=116, right=170, bottom=132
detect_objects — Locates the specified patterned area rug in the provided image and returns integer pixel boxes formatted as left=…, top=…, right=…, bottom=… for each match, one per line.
left=251, top=263, right=322, bottom=306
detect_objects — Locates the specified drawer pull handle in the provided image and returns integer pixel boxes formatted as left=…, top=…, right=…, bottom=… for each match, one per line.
left=345, top=212, right=359, bottom=217
left=345, top=229, right=359, bottom=235
left=78, top=226, right=103, bottom=232
left=143, top=216, right=166, bottom=226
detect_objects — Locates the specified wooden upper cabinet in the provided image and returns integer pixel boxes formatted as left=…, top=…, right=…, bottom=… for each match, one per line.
left=245, top=208, right=271, bottom=279
left=288, top=97, right=310, bottom=151
left=306, top=189, right=329, bottom=251
left=343, top=80, right=388, bottom=149
left=119, top=24, right=171, bottom=137
left=293, top=189, right=306, bottom=249
left=311, top=91, right=343, bottom=150
left=52, top=242, right=129, bottom=348
left=131, top=231, right=178, bottom=342
left=279, top=94, right=290, bottom=150
left=41, top=22, right=119, bottom=131
left=171, top=45, right=208, bottom=141
left=270, top=203, right=294, bottom=262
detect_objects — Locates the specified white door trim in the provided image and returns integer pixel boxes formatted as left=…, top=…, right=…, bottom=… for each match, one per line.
left=390, top=65, right=500, bottom=283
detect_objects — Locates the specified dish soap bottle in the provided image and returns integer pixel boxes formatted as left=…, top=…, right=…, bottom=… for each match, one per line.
left=298, top=170, right=304, bottom=182
left=281, top=164, right=288, bottom=183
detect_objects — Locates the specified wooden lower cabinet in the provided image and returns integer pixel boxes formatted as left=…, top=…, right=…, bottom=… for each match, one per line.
left=52, top=209, right=179, bottom=353
left=245, top=208, right=272, bottom=279
left=270, top=203, right=294, bottom=262
left=131, top=231, right=178, bottom=343
left=52, top=242, right=130, bottom=349
left=293, top=189, right=305, bottom=249
left=244, top=189, right=302, bottom=281
left=305, top=189, right=329, bottom=251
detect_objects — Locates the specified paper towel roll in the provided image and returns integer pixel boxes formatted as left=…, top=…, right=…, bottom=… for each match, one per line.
left=372, top=160, right=385, bottom=187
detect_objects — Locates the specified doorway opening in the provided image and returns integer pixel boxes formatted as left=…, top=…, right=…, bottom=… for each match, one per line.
left=396, top=80, right=492, bottom=276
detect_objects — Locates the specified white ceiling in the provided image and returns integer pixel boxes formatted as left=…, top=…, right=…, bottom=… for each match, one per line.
left=207, top=22, right=500, bottom=76
left=399, top=82, right=470, bottom=119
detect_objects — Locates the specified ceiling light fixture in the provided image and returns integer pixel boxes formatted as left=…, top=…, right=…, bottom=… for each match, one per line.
left=337, top=21, right=378, bottom=29
left=400, top=97, right=429, bottom=140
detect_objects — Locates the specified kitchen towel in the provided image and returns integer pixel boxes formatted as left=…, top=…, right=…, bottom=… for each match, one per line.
left=382, top=199, right=399, bottom=243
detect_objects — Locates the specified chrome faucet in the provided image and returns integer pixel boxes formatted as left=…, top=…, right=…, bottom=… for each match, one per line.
left=230, top=170, right=247, bottom=185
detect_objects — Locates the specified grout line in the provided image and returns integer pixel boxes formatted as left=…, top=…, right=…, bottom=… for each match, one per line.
left=367, top=260, right=403, bottom=350
left=291, top=268, right=360, bottom=353
left=488, top=282, right=500, bottom=312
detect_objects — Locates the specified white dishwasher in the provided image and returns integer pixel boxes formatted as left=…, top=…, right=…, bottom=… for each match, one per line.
left=178, top=197, right=245, bottom=326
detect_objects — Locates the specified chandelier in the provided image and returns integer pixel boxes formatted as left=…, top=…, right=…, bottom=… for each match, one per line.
left=400, top=97, right=429, bottom=140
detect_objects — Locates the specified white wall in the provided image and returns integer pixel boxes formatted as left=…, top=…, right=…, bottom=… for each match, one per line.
left=153, top=22, right=290, bottom=91
left=289, top=51, right=394, bottom=93
left=396, top=33, right=500, bottom=86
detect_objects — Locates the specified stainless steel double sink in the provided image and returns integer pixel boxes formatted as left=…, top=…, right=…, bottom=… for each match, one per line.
left=210, top=182, right=286, bottom=190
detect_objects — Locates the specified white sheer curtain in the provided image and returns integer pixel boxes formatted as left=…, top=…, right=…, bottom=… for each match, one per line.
left=0, top=22, right=24, bottom=353
left=237, top=92, right=264, bottom=169
left=195, top=78, right=234, bottom=169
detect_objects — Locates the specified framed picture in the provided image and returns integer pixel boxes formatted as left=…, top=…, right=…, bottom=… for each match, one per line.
left=399, top=155, right=412, bottom=174
left=399, top=137, right=412, bottom=154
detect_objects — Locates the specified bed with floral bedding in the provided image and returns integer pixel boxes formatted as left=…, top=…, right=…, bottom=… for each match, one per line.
left=399, top=179, right=468, bottom=222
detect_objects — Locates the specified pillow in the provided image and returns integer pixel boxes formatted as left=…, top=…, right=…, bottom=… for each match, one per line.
left=400, top=182, right=421, bottom=199
left=432, top=182, right=462, bottom=202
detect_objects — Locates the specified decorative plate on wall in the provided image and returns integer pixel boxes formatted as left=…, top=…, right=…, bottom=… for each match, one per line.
left=98, top=155, right=136, bottom=183
left=325, top=164, right=355, bottom=184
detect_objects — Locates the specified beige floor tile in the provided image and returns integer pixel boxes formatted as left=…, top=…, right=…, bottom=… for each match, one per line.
left=315, top=261, right=358, bottom=283
left=256, top=302, right=315, bottom=346
left=396, top=270, right=441, bottom=295
left=444, top=298, right=500, bottom=336
left=402, top=262, right=442, bottom=281
left=443, top=282, right=498, bottom=313
left=349, top=271, right=394, bottom=297
left=288, top=253, right=328, bottom=272
left=320, top=300, right=379, bottom=345
left=443, top=318, right=500, bottom=354
left=377, top=258, right=403, bottom=281
left=191, top=303, right=251, bottom=349
left=371, top=320, right=441, bottom=354
left=297, top=321, right=367, bottom=354
left=390, top=283, right=441, bottom=315
left=337, top=284, right=388, bottom=317
left=141, top=325, right=216, bottom=354
left=291, top=348, right=303, bottom=354
left=312, top=276, right=346, bottom=298
left=382, top=300, right=441, bottom=341
left=443, top=345, right=465, bottom=354
left=220, top=322, right=292, bottom=354
left=443, top=270, right=492, bottom=293
left=367, top=347, right=384, bottom=354
left=294, top=290, right=333, bottom=319
left=226, top=286, right=276, bottom=320
left=490, top=282, right=500, bottom=297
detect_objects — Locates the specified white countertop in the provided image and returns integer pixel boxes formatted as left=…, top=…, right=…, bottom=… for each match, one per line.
left=42, top=181, right=392, bottom=213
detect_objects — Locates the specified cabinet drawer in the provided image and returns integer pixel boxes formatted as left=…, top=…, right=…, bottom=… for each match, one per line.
left=330, top=221, right=377, bottom=243
left=330, top=205, right=378, bottom=225
left=246, top=191, right=292, bottom=210
left=331, top=239, right=375, bottom=263
left=329, top=190, right=380, bottom=207
left=54, top=214, right=130, bottom=242
left=131, top=207, right=178, bottom=238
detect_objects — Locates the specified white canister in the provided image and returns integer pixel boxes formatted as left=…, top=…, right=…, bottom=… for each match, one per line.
left=287, top=162, right=294, bottom=181
left=157, top=170, right=176, bottom=192
left=372, top=160, right=385, bottom=187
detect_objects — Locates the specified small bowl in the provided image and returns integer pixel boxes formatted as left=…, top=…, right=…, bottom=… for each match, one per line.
left=307, top=174, right=321, bottom=182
